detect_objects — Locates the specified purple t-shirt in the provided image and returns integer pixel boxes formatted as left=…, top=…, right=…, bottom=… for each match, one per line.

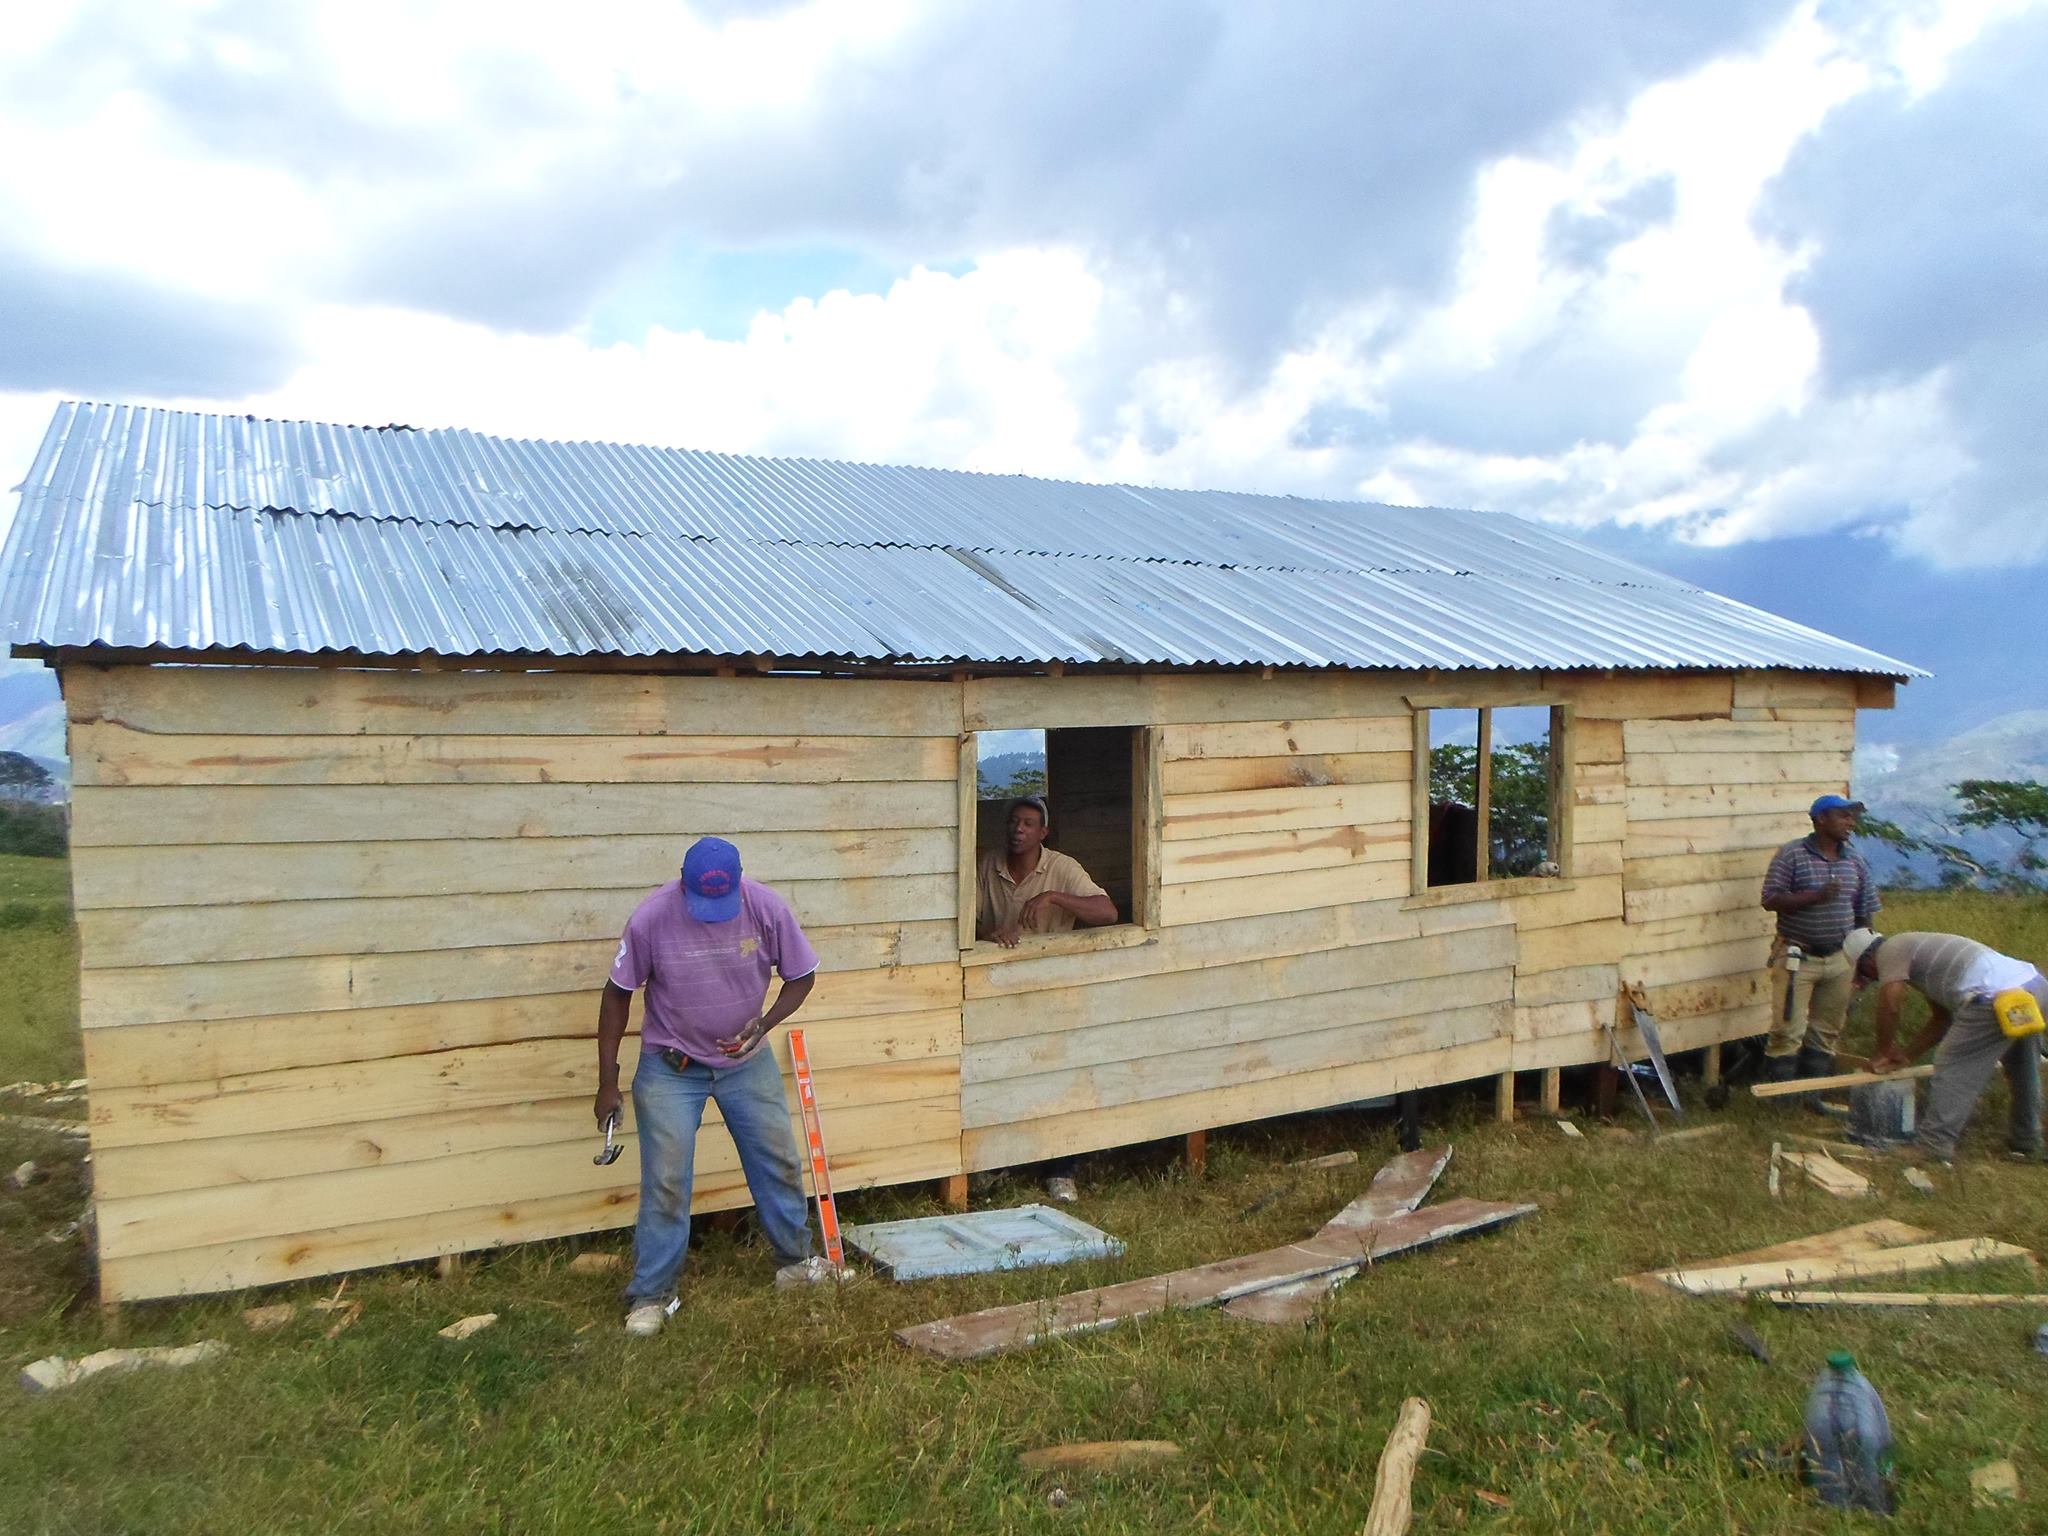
left=609, top=877, right=820, bottom=1063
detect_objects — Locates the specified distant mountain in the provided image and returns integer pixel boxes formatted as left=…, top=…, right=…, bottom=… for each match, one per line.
left=1854, top=709, right=2048, bottom=886
left=0, top=657, right=64, bottom=787
left=977, top=749, right=1046, bottom=800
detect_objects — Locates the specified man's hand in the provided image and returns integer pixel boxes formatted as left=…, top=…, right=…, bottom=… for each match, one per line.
left=1869, top=1047, right=1910, bottom=1074
left=717, top=1017, right=769, bottom=1057
left=1020, top=891, right=1063, bottom=930
left=992, top=921, right=1025, bottom=948
left=593, top=1083, right=623, bottom=1128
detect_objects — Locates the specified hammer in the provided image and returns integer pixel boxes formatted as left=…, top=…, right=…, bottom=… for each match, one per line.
left=592, top=1111, right=622, bottom=1167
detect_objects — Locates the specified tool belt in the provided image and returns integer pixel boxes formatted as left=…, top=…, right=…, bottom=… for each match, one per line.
left=1991, top=987, right=2046, bottom=1040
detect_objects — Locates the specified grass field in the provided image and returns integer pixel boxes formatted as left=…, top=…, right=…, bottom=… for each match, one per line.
left=2, top=871, right=2045, bottom=1533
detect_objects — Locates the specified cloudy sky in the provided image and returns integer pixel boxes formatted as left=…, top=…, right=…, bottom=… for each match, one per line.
left=1, top=0, right=2042, bottom=741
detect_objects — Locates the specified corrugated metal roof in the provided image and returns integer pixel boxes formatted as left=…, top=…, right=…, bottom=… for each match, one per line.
left=0, top=400, right=1923, bottom=675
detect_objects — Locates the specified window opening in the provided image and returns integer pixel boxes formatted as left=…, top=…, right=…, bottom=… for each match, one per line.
left=973, top=725, right=1141, bottom=941
left=1422, top=705, right=1564, bottom=888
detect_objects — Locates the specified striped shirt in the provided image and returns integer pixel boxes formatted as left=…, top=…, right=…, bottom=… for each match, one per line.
left=1759, top=835, right=1879, bottom=953
left=1872, top=932, right=2041, bottom=1015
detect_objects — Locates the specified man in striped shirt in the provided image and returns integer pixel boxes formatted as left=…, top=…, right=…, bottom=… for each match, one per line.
left=1758, top=795, right=1881, bottom=1084
left=1856, top=928, right=2046, bottom=1164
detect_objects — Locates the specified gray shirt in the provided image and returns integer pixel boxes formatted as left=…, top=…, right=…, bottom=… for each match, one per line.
left=1760, top=834, right=1880, bottom=952
left=1872, top=932, right=2039, bottom=1015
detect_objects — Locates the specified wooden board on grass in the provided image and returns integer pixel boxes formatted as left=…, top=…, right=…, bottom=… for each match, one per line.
left=1655, top=1238, right=2032, bottom=1297
left=895, top=1197, right=1535, bottom=1360
left=1616, top=1219, right=1934, bottom=1297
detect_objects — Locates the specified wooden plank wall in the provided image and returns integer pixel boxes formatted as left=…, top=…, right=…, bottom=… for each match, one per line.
left=64, top=666, right=967, bottom=1301
left=1615, top=671, right=1862, bottom=1058
left=65, top=662, right=1883, bottom=1297
left=962, top=670, right=1879, bottom=1165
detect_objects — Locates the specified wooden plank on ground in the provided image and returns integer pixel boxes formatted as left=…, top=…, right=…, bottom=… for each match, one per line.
left=1616, top=1220, right=1936, bottom=1297
left=1224, top=1147, right=1451, bottom=1324
left=1765, top=1290, right=2048, bottom=1310
left=894, top=1197, right=1536, bottom=1360
left=1751, top=1065, right=1934, bottom=1100
left=1655, top=1238, right=2032, bottom=1297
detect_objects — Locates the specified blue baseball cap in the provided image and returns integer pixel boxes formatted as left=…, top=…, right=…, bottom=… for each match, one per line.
left=681, top=837, right=743, bottom=922
left=1809, top=794, right=1866, bottom=817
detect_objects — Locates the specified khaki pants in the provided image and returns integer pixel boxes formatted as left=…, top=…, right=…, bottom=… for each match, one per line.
left=1766, top=942, right=1853, bottom=1058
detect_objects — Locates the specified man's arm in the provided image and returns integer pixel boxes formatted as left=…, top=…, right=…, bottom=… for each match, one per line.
left=717, top=971, right=818, bottom=1057
left=1869, top=980, right=1950, bottom=1070
left=594, top=980, right=633, bottom=1126
left=1023, top=889, right=1118, bottom=929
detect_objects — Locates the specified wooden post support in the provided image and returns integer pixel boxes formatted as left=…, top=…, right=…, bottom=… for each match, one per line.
left=1539, top=1067, right=1562, bottom=1115
left=1184, top=1129, right=1208, bottom=1175
left=1595, top=1063, right=1619, bottom=1121
left=1397, top=1092, right=1423, bottom=1153
left=1494, top=1071, right=1515, bottom=1124
left=435, top=1253, right=465, bottom=1280
left=941, top=1173, right=969, bottom=1213
left=98, top=1297, right=124, bottom=1340
left=1703, top=1043, right=1723, bottom=1088
left=1363, top=1396, right=1432, bottom=1536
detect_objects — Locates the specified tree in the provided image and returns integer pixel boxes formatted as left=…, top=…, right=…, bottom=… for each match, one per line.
left=0, top=751, right=54, bottom=804
left=1430, top=740, right=1552, bottom=877
left=1858, top=779, right=2048, bottom=891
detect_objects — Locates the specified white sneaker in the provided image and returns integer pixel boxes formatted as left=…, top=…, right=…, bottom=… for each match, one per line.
left=1044, top=1175, right=1079, bottom=1204
left=624, top=1297, right=679, bottom=1336
left=774, top=1255, right=853, bottom=1289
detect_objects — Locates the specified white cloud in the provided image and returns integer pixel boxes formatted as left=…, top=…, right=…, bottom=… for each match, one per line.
left=1, top=0, right=2043, bottom=575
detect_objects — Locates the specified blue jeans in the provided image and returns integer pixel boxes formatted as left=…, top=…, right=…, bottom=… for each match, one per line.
left=626, top=1046, right=813, bottom=1303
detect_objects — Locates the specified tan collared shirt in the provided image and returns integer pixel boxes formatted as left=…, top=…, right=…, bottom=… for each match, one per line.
left=977, top=847, right=1107, bottom=937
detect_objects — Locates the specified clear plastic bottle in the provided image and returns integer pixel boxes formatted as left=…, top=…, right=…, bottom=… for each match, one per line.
left=1803, top=1350, right=1895, bottom=1513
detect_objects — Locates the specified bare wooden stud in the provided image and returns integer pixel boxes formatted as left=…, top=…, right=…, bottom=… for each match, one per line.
left=1703, top=1042, right=1723, bottom=1088
left=1495, top=1071, right=1515, bottom=1124
left=1184, top=1129, right=1208, bottom=1175
left=435, top=1253, right=464, bottom=1280
left=1363, top=1397, right=1432, bottom=1536
left=1538, top=1067, right=1562, bottom=1115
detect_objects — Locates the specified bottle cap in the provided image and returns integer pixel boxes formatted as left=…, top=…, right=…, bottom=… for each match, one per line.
left=1827, top=1350, right=1856, bottom=1371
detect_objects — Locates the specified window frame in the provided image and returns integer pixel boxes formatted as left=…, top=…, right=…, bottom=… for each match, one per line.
left=1407, top=699, right=1575, bottom=899
left=957, top=723, right=1162, bottom=957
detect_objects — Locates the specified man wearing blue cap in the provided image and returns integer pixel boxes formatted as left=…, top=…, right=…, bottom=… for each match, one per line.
left=1757, top=794, right=1881, bottom=1085
left=594, top=836, right=822, bottom=1336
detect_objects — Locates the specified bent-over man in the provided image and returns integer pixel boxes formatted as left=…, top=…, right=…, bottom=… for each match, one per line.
left=976, top=794, right=1118, bottom=947
left=1758, top=794, right=1880, bottom=1083
left=1856, top=927, right=2047, bottom=1165
left=594, top=836, right=823, bottom=1336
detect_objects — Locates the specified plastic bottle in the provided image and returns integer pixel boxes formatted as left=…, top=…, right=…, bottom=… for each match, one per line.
left=1802, top=1351, right=1895, bottom=1514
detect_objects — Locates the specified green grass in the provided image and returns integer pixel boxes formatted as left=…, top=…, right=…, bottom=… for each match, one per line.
left=2, top=875, right=2046, bottom=1533
left=0, top=852, right=78, bottom=1085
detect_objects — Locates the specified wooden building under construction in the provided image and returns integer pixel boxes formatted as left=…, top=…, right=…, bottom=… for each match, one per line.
left=0, top=403, right=1919, bottom=1303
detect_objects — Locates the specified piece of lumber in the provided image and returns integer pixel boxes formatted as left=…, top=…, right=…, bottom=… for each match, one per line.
left=1616, top=1219, right=1936, bottom=1297
left=1017, top=1441, right=1183, bottom=1476
left=1223, top=1147, right=1453, bottom=1324
left=1750, top=1066, right=1934, bottom=1100
left=1766, top=1289, right=2048, bottom=1309
left=1655, top=1237, right=2033, bottom=1297
left=438, top=1313, right=498, bottom=1340
left=1776, top=1150, right=1872, bottom=1199
left=895, top=1196, right=1534, bottom=1360
left=568, top=1253, right=624, bottom=1275
left=1290, top=1150, right=1358, bottom=1170
left=1646, top=1123, right=1729, bottom=1148
left=241, top=1303, right=295, bottom=1332
left=20, top=1340, right=228, bottom=1393
left=1362, top=1397, right=1432, bottom=1536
